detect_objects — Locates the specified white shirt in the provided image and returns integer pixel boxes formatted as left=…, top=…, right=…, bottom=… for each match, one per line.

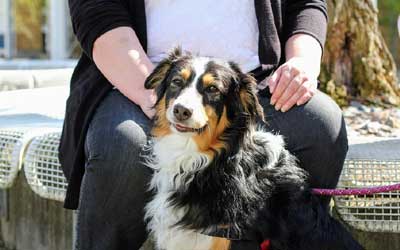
left=145, top=0, right=260, bottom=72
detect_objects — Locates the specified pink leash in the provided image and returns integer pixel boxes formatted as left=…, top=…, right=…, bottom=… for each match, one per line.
left=312, top=183, right=400, bottom=196
left=260, top=184, right=400, bottom=250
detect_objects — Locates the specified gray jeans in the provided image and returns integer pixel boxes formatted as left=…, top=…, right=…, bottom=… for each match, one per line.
left=75, top=89, right=348, bottom=250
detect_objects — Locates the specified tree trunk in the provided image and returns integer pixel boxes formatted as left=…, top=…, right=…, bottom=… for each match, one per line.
left=320, top=0, right=400, bottom=106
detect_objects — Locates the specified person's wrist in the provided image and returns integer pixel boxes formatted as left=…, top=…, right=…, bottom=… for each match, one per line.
left=285, top=56, right=320, bottom=79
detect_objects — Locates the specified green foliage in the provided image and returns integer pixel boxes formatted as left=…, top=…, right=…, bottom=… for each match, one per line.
left=378, top=0, right=400, bottom=22
left=378, top=0, right=400, bottom=65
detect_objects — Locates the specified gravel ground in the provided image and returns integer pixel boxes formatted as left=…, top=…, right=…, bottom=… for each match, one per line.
left=343, top=101, right=400, bottom=138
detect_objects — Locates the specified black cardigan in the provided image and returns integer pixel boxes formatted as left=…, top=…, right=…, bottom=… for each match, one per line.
left=61, top=0, right=327, bottom=209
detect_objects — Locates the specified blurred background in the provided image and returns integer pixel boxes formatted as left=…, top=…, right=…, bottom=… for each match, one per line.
left=0, top=1, right=400, bottom=250
left=380, top=1, right=400, bottom=67
left=0, top=0, right=79, bottom=61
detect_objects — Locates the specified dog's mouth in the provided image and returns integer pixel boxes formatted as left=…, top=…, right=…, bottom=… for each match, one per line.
left=173, top=123, right=207, bottom=134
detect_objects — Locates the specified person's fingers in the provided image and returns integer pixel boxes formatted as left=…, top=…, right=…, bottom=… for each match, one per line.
left=280, top=83, right=309, bottom=112
left=140, top=102, right=155, bottom=118
left=293, top=83, right=315, bottom=107
left=296, top=80, right=317, bottom=106
left=271, top=66, right=299, bottom=105
left=143, top=106, right=155, bottom=118
left=268, top=66, right=283, bottom=94
left=296, top=92, right=313, bottom=106
left=274, top=74, right=307, bottom=111
left=139, top=89, right=157, bottom=118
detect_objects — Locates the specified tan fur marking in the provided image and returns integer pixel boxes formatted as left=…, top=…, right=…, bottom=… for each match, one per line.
left=202, top=73, right=215, bottom=87
left=148, top=63, right=171, bottom=88
left=217, top=224, right=231, bottom=229
left=180, top=68, right=191, bottom=81
left=239, top=88, right=253, bottom=114
left=192, top=106, right=229, bottom=157
left=152, top=97, right=172, bottom=137
left=211, top=237, right=231, bottom=250
left=240, top=87, right=265, bottom=121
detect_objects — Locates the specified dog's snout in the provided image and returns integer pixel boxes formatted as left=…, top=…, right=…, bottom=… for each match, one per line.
left=173, top=104, right=193, bottom=121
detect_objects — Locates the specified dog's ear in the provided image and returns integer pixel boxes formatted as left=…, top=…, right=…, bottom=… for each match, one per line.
left=239, top=74, right=265, bottom=121
left=229, top=62, right=265, bottom=121
left=144, top=47, right=183, bottom=89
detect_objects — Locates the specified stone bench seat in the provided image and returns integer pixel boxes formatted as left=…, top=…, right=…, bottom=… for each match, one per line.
left=24, top=132, right=67, bottom=202
left=0, top=86, right=68, bottom=195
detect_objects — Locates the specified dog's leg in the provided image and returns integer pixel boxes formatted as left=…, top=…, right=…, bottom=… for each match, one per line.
left=285, top=195, right=364, bottom=250
left=253, top=189, right=363, bottom=250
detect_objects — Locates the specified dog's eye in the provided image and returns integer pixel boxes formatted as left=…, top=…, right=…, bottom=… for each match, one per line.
left=206, top=85, right=219, bottom=93
left=171, top=79, right=184, bottom=88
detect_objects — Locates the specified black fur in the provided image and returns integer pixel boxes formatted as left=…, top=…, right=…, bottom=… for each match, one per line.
left=147, top=50, right=363, bottom=250
left=167, top=123, right=362, bottom=249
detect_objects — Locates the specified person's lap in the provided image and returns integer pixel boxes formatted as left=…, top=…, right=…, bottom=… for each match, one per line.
left=258, top=90, right=348, bottom=193
left=76, top=88, right=347, bottom=250
left=77, top=90, right=152, bottom=250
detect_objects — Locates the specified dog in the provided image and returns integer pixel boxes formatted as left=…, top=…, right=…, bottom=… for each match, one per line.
left=144, top=48, right=363, bottom=250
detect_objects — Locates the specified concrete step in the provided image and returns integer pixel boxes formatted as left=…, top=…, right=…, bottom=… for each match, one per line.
left=0, top=68, right=73, bottom=91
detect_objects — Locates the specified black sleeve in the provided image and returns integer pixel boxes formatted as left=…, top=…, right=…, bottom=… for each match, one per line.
left=284, top=0, right=328, bottom=50
left=68, top=0, right=134, bottom=59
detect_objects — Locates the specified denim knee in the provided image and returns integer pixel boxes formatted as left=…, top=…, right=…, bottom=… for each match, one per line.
left=84, top=91, right=151, bottom=166
left=303, top=91, right=349, bottom=188
left=86, top=119, right=148, bottom=163
left=307, top=92, right=348, bottom=160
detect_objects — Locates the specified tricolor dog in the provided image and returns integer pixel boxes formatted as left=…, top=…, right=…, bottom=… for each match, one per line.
left=144, top=49, right=362, bottom=250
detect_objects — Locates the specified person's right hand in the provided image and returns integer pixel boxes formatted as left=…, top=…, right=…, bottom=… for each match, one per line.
left=136, top=88, right=157, bottom=118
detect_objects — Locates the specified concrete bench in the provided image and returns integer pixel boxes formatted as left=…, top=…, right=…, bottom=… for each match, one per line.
left=0, top=86, right=71, bottom=250
left=24, top=132, right=67, bottom=202
left=0, top=86, right=68, bottom=191
left=0, top=60, right=76, bottom=91
left=0, top=130, right=24, bottom=189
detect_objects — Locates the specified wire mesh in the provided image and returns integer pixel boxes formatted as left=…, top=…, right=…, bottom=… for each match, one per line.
left=0, top=130, right=24, bottom=189
left=24, top=132, right=67, bottom=202
left=335, top=156, right=400, bottom=232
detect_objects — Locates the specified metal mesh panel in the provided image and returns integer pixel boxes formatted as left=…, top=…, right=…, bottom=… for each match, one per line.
left=24, top=132, right=67, bottom=202
left=335, top=139, right=400, bottom=233
left=0, top=130, right=24, bottom=188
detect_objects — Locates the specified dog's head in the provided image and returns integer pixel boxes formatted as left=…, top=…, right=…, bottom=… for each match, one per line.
left=145, top=48, right=264, bottom=155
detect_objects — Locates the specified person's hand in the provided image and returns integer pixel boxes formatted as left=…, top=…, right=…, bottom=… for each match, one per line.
left=136, top=88, right=157, bottom=118
left=267, top=57, right=319, bottom=112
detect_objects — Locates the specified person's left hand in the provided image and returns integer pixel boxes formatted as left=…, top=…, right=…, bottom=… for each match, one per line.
left=266, top=57, right=319, bottom=112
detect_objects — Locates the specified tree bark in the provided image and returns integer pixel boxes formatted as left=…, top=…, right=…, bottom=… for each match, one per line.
left=14, top=0, right=46, bottom=55
left=320, top=0, right=400, bottom=106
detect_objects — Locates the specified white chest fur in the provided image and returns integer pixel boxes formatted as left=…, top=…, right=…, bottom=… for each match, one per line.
left=145, top=134, right=214, bottom=250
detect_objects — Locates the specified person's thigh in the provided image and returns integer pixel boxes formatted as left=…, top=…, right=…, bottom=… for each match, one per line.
left=258, top=90, right=348, bottom=205
left=76, top=90, right=152, bottom=250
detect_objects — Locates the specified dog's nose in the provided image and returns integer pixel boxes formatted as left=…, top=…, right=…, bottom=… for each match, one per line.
left=173, top=104, right=192, bottom=121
